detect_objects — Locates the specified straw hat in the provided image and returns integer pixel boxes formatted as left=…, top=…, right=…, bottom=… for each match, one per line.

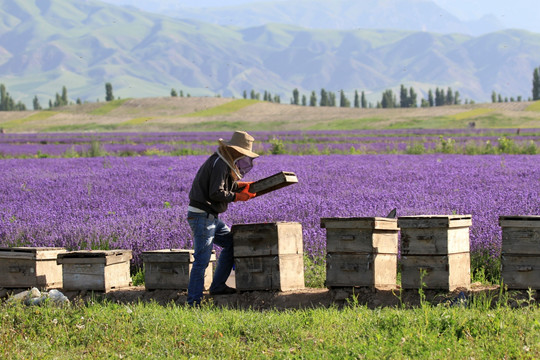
left=219, top=131, right=259, bottom=158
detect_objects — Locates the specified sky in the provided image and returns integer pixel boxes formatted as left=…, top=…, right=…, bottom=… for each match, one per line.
left=105, top=0, right=539, bottom=33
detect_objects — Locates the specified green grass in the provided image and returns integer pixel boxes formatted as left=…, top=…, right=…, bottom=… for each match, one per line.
left=526, top=100, right=540, bottom=112
left=182, top=99, right=259, bottom=117
left=119, top=117, right=154, bottom=126
left=2, top=294, right=539, bottom=359
left=89, top=99, right=131, bottom=116
left=1, top=111, right=58, bottom=129
left=43, top=123, right=121, bottom=132
left=451, top=108, right=496, bottom=120
left=307, top=117, right=386, bottom=130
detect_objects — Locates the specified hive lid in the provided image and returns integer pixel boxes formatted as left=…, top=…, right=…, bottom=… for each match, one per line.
left=141, top=249, right=216, bottom=262
left=248, top=171, right=298, bottom=197
left=499, top=215, right=540, bottom=227
left=0, top=247, right=67, bottom=260
left=320, top=217, right=398, bottom=230
left=398, top=215, right=472, bottom=228
left=57, top=250, right=132, bottom=265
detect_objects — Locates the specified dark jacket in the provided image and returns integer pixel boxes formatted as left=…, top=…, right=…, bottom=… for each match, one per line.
left=189, top=153, right=238, bottom=216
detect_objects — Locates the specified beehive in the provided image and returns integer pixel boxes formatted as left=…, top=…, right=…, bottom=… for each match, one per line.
left=398, top=215, right=472, bottom=291
left=141, top=249, right=216, bottom=290
left=232, top=222, right=304, bottom=291
left=500, top=216, right=540, bottom=289
left=0, top=247, right=66, bottom=289
left=321, top=217, right=399, bottom=289
left=57, top=250, right=132, bottom=292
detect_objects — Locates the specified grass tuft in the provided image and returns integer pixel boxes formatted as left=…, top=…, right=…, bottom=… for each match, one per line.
left=89, top=99, right=131, bottom=116
left=526, top=100, right=540, bottom=112
left=182, top=99, right=259, bottom=117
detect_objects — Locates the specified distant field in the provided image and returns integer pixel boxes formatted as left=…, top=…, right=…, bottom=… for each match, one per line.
left=1, top=97, right=540, bottom=133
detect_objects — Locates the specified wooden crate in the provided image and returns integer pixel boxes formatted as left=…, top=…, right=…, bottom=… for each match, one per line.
left=321, top=217, right=399, bottom=254
left=234, top=254, right=304, bottom=291
left=232, top=222, right=303, bottom=257
left=499, top=216, right=540, bottom=255
left=326, top=253, right=397, bottom=289
left=501, top=255, right=540, bottom=289
left=401, top=253, right=471, bottom=291
left=249, top=171, right=298, bottom=197
left=57, top=250, right=132, bottom=292
left=398, top=215, right=472, bottom=255
left=0, top=247, right=66, bottom=289
left=233, top=222, right=304, bottom=291
left=141, top=249, right=216, bottom=290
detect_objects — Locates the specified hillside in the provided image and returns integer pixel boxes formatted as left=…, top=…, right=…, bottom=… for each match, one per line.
left=1, top=0, right=540, bottom=107
left=1, top=97, right=539, bottom=133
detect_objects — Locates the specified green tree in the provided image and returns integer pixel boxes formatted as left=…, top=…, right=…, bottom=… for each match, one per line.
left=320, top=89, right=328, bottom=107
left=250, top=90, right=256, bottom=100
left=171, top=88, right=178, bottom=97
left=339, top=90, right=350, bottom=107
left=309, top=91, right=317, bottom=106
left=491, top=90, right=497, bottom=103
left=33, top=95, right=41, bottom=110
left=0, top=84, right=8, bottom=110
left=302, top=94, right=307, bottom=106
left=361, top=91, right=367, bottom=108
left=446, top=87, right=454, bottom=105
left=105, top=83, right=114, bottom=102
left=381, top=89, right=396, bottom=108
left=454, top=91, right=461, bottom=105
left=292, top=88, right=300, bottom=105
left=61, top=86, right=68, bottom=105
left=243, top=90, right=247, bottom=99
left=498, top=94, right=503, bottom=103
left=179, top=90, right=184, bottom=97
left=354, top=90, right=359, bottom=108
left=399, top=85, right=408, bottom=108
left=328, top=91, right=336, bottom=107
left=533, top=67, right=540, bottom=101
left=409, top=87, right=417, bottom=107
left=428, top=89, right=434, bottom=107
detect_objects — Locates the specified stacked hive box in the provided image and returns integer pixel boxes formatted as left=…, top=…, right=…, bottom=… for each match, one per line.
left=500, top=216, right=540, bottom=289
left=0, top=247, right=66, bottom=289
left=398, top=215, right=472, bottom=291
left=141, top=249, right=216, bottom=290
left=57, top=250, right=132, bottom=292
left=321, top=217, right=399, bottom=289
left=232, top=222, right=304, bottom=291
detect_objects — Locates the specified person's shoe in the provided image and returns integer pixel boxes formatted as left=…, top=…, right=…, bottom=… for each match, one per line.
left=209, top=285, right=237, bottom=295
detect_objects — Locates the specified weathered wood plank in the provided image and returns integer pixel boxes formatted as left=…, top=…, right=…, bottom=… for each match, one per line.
left=321, top=217, right=399, bottom=230
left=234, top=254, right=304, bottom=291
left=326, top=253, right=397, bottom=289
left=249, top=171, right=298, bottom=197
left=232, top=222, right=303, bottom=257
left=325, top=228, right=398, bottom=254
left=501, top=255, right=540, bottom=289
left=401, top=253, right=470, bottom=291
left=400, top=227, right=470, bottom=255
left=398, top=215, right=472, bottom=229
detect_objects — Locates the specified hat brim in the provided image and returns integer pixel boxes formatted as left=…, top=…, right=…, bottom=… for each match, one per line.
left=219, top=139, right=259, bottom=158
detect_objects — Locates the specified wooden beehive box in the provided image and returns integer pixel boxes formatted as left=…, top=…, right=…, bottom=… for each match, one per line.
left=500, top=216, right=540, bottom=289
left=398, top=215, right=472, bottom=291
left=232, top=222, right=304, bottom=291
left=0, top=247, right=66, bottom=289
left=321, top=217, right=399, bottom=289
left=398, top=215, right=472, bottom=255
left=400, top=253, right=471, bottom=290
left=249, top=171, right=298, bottom=197
left=141, top=249, right=216, bottom=290
left=57, top=250, right=132, bottom=292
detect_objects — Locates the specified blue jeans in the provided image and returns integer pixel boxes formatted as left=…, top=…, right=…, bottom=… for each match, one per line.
left=186, top=211, right=234, bottom=305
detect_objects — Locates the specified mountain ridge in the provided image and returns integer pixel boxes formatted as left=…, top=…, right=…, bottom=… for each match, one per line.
left=1, top=0, right=540, bottom=106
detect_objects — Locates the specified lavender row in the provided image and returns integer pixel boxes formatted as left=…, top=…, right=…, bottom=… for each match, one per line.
left=1, top=155, right=538, bottom=266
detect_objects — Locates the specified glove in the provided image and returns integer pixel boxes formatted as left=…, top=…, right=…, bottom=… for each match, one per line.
left=234, top=182, right=256, bottom=202
left=237, top=181, right=254, bottom=189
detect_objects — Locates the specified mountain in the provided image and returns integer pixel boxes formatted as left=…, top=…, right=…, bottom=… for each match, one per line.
left=1, top=0, right=540, bottom=107
left=103, top=0, right=505, bottom=36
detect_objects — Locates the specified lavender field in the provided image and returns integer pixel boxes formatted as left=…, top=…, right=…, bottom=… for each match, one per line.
left=1, top=129, right=539, bottom=157
left=1, top=154, right=539, bottom=270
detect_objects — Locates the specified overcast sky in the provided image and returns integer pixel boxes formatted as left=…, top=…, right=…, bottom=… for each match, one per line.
left=104, top=0, right=540, bottom=33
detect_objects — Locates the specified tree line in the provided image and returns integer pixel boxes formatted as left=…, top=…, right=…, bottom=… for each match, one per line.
left=2, top=66, right=540, bottom=112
